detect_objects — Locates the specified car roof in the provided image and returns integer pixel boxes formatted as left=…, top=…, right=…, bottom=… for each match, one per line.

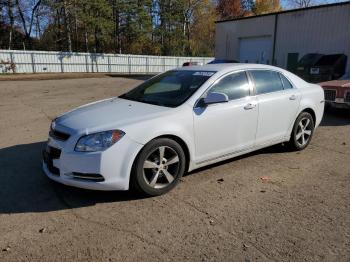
left=176, top=63, right=285, bottom=73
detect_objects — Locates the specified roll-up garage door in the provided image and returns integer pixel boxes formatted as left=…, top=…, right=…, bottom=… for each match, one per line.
left=239, top=36, right=273, bottom=65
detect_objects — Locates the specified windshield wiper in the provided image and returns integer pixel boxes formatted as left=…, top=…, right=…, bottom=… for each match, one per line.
left=119, top=95, right=145, bottom=103
left=120, top=95, right=170, bottom=107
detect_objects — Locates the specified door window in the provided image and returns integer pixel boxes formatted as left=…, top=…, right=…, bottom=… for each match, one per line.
left=250, top=70, right=283, bottom=95
left=279, top=73, right=293, bottom=89
left=208, top=72, right=250, bottom=101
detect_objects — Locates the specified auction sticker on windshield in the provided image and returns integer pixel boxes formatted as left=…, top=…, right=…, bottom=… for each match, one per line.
left=193, top=72, right=215, bottom=77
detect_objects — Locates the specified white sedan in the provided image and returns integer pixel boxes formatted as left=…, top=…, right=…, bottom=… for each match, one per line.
left=43, top=64, right=325, bottom=196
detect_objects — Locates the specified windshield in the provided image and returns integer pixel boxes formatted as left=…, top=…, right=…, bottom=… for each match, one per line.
left=298, top=54, right=323, bottom=66
left=340, top=71, right=350, bottom=80
left=315, top=54, right=343, bottom=66
left=120, top=70, right=215, bottom=107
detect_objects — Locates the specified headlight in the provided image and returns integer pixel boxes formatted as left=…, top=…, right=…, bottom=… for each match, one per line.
left=75, top=130, right=125, bottom=152
left=51, top=118, right=57, bottom=131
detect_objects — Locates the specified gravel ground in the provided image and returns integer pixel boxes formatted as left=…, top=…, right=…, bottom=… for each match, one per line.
left=0, top=77, right=349, bottom=262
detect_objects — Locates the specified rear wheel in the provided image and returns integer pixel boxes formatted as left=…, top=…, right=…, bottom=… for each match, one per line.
left=131, top=138, right=186, bottom=196
left=288, top=112, right=315, bottom=151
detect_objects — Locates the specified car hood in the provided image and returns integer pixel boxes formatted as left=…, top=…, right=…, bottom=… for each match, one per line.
left=55, top=98, right=171, bottom=134
left=319, top=80, right=350, bottom=98
left=319, top=80, right=350, bottom=88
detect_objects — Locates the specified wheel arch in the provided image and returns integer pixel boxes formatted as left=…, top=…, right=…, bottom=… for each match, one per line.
left=300, top=107, right=316, bottom=125
left=152, top=134, right=191, bottom=173
left=131, top=134, right=192, bottom=175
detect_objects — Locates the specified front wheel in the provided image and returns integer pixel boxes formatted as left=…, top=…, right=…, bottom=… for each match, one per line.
left=130, top=138, right=186, bottom=196
left=288, top=112, right=315, bottom=151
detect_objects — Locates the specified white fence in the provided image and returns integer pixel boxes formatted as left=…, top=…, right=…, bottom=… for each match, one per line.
left=0, top=50, right=213, bottom=74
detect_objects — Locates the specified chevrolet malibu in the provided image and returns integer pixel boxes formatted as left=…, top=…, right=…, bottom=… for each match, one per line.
left=43, top=64, right=325, bottom=196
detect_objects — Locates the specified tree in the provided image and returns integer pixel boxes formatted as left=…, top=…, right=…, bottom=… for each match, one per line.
left=154, top=0, right=186, bottom=55
left=76, top=0, right=113, bottom=53
left=116, top=0, right=156, bottom=54
left=286, top=0, right=313, bottom=8
left=190, top=0, right=216, bottom=56
left=0, top=0, right=219, bottom=56
left=6, top=0, right=15, bottom=49
left=253, top=0, right=281, bottom=15
left=15, top=0, right=42, bottom=49
left=216, top=0, right=244, bottom=20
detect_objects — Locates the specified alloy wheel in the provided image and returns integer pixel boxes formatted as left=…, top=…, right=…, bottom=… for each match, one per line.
left=295, top=117, right=313, bottom=147
left=142, top=146, right=180, bottom=189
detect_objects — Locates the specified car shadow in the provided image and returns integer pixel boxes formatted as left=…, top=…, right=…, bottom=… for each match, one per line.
left=321, top=108, right=350, bottom=126
left=0, top=142, right=146, bottom=214
left=0, top=140, right=287, bottom=214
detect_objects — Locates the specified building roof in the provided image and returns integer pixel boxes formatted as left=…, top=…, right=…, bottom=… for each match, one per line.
left=216, top=1, right=350, bottom=24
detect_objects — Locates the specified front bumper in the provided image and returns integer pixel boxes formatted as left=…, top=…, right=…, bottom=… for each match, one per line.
left=326, top=101, right=350, bottom=109
left=42, top=134, right=143, bottom=191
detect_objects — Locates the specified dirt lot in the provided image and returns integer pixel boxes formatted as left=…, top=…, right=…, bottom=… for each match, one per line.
left=0, top=77, right=349, bottom=262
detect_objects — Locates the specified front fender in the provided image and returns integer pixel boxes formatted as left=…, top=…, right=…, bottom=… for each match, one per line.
left=121, top=106, right=196, bottom=170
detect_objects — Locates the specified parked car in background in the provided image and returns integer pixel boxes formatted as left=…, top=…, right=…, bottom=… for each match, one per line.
left=208, top=59, right=239, bottom=64
left=43, top=64, right=324, bottom=196
left=295, top=53, right=324, bottom=81
left=320, top=71, right=350, bottom=109
left=309, top=54, right=347, bottom=83
left=182, top=61, right=202, bottom=67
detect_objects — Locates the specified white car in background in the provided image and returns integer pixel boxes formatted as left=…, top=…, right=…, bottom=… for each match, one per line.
left=43, top=64, right=325, bottom=196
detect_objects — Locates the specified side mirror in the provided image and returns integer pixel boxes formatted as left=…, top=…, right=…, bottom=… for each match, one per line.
left=198, top=92, right=229, bottom=107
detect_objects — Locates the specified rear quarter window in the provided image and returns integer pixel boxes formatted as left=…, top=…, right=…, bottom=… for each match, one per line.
left=279, top=73, right=293, bottom=89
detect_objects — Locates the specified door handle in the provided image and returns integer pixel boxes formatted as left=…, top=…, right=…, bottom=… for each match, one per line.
left=244, top=103, right=256, bottom=110
left=289, top=94, right=297, bottom=101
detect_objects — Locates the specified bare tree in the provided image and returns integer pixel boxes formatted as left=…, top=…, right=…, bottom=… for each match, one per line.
left=15, top=0, right=42, bottom=48
left=183, top=0, right=202, bottom=54
left=7, top=0, right=15, bottom=49
left=291, top=0, right=313, bottom=7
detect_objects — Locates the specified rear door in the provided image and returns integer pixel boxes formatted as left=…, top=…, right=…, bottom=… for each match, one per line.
left=249, top=70, right=301, bottom=145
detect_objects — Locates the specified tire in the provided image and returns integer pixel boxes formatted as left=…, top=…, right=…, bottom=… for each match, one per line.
left=288, top=112, right=315, bottom=151
left=324, top=103, right=331, bottom=112
left=130, top=138, right=186, bottom=196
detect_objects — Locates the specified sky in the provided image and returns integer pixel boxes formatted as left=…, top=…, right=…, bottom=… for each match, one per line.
left=280, top=0, right=349, bottom=9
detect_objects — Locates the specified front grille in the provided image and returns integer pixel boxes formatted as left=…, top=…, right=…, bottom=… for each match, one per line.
left=71, top=172, right=105, bottom=182
left=324, top=89, right=336, bottom=101
left=49, top=128, right=70, bottom=141
left=43, top=146, right=61, bottom=176
left=345, top=91, right=350, bottom=103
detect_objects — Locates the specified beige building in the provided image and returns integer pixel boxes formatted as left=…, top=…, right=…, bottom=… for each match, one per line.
left=215, top=1, right=350, bottom=72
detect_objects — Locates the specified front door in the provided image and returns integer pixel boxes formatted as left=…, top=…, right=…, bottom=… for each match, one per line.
left=193, top=71, right=259, bottom=163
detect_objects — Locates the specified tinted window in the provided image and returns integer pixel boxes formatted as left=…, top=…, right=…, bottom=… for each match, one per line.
left=208, top=72, right=250, bottom=100
left=340, top=71, right=350, bottom=80
left=298, top=54, right=323, bottom=66
left=280, top=74, right=293, bottom=89
left=315, top=54, right=342, bottom=66
left=120, top=70, right=215, bottom=107
left=250, top=70, right=283, bottom=95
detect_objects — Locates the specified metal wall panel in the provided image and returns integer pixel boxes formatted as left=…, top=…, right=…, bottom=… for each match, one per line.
left=215, top=3, right=350, bottom=71
left=275, top=5, right=350, bottom=70
left=215, top=16, right=275, bottom=61
left=0, top=50, right=213, bottom=74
